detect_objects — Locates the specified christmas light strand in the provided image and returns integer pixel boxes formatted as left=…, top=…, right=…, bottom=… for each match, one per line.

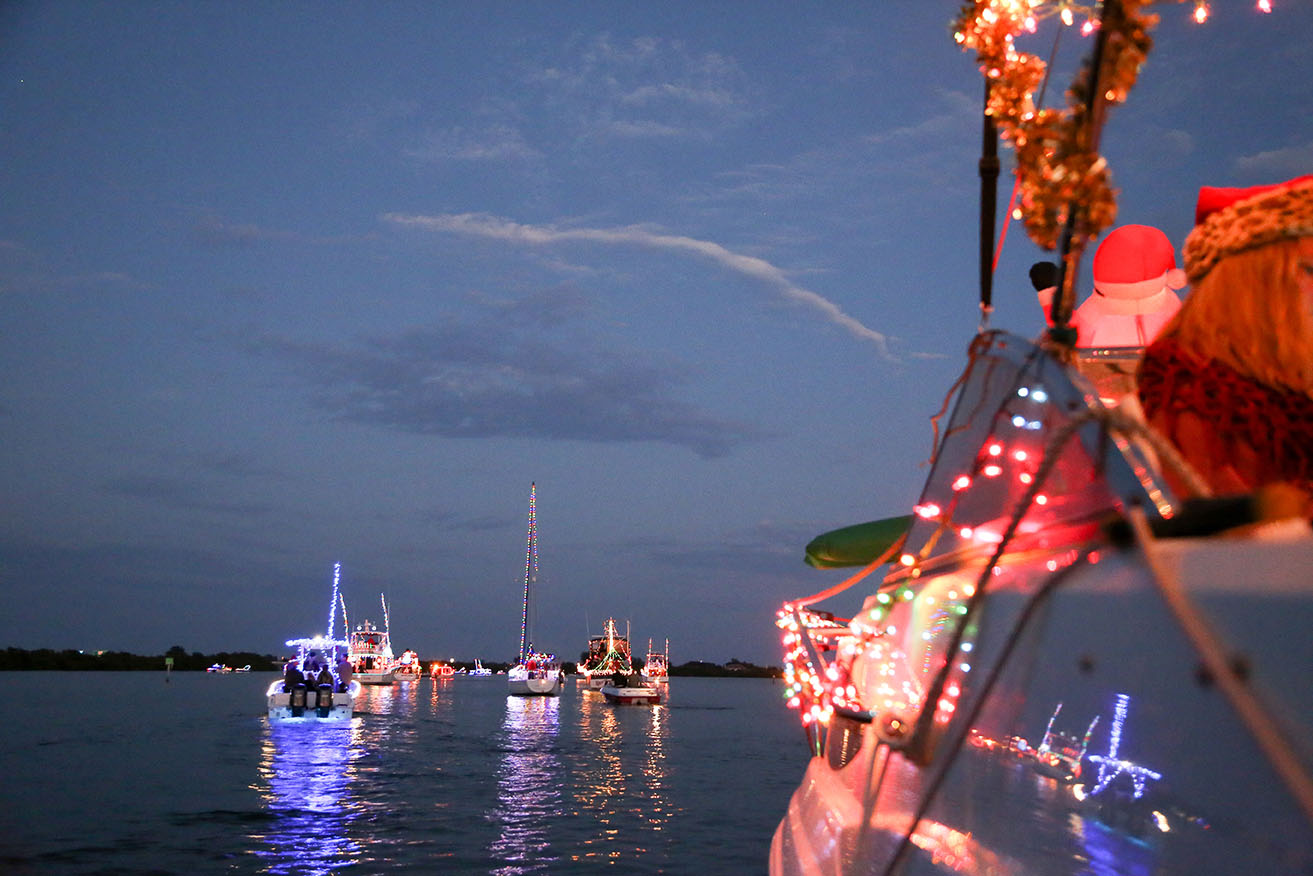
left=519, top=483, right=538, bottom=664
left=327, top=562, right=342, bottom=641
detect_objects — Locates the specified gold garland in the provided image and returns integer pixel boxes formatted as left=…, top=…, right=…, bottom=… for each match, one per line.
left=953, top=1, right=1158, bottom=250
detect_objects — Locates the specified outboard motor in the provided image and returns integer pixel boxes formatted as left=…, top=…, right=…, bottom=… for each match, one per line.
left=290, top=684, right=307, bottom=717
left=316, top=685, right=334, bottom=718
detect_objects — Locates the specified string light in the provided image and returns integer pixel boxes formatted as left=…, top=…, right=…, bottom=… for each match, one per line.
left=1087, top=693, right=1163, bottom=798
left=519, top=482, right=538, bottom=664
left=327, top=562, right=341, bottom=642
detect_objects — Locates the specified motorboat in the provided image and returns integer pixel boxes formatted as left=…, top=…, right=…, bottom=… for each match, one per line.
left=267, top=635, right=359, bottom=723
left=640, top=638, right=669, bottom=684
left=348, top=616, right=397, bottom=684
left=600, top=673, right=665, bottom=705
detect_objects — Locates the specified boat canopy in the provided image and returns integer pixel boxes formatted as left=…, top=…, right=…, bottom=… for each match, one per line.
left=803, top=515, right=912, bottom=569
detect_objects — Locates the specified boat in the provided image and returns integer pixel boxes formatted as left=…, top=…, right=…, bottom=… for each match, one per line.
left=507, top=483, right=562, bottom=697
left=579, top=617, right=633, bottom=690
left=206, top=663, right=230, bottom=673
left=1029, top=702, right=1099, bottom=784
left=600, top=671, right=665, bottom=705
left=395, top=649, right=422, bottom=678
left=640, top=638, right=670, bottom=684
left=429, top=661, right=455, bottom=679
left=769, top=6, right=1313, bottom=874
left=469, top=658, right=493, bottom=677
left=266, top=564, right=359, bottom=723
left=347, top=594, right=398, bottom=684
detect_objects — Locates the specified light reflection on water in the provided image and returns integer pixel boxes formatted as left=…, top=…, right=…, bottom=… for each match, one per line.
left=570, top=687, right=673, bottom=864
left=490, top=695, right=563, bottom=874
left=253, top=719, right=364, bottom=875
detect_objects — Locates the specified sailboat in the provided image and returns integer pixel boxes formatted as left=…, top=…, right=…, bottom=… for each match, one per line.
left=507, top=482, right=562, bottom=697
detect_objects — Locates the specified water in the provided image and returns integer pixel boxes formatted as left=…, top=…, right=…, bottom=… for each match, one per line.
left=0, top=672, right=805, bottom=874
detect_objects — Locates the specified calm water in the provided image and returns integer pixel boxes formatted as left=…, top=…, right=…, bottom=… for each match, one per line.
left=0, top=672, right=805, bottom=874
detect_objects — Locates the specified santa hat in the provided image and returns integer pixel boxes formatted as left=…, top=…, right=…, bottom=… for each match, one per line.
left=1092, top=224, right=1187, bottom=301
left=1184, top=174, right=1313, bottom=284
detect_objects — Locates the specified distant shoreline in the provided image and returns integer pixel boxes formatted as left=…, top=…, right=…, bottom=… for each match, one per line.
left=1, top=647, right=782, bottom=678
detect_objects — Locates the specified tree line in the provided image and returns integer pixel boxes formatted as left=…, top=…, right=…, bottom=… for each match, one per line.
left=0, top=646, right=280, bottom=672
left=0, top=646, right=782, bottom=677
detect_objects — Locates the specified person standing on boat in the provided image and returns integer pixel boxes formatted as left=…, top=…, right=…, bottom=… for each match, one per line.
left=1136, top=174, right=1313, bottom=506
left=335, top=651, right=353, bottom=692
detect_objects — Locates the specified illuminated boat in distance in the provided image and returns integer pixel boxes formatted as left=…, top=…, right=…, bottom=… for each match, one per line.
left=469, top=658, right=493, bottom=677
left=429, top=661, right=455, bottom=679
left=600, top=672, right=665, bottom=705
left=207, top=663, right=231, bottom=673
left=395, top=649, right=422, bottom=678
left=507, top=483, right=562, bottom=697
left=641, top=638, right=670, bottom=684
left=348, top=609, right=397, bottom=685
left=580, top=617, right=633, bottom=690
left=1029, top=702, right=1099, bottom=784
left=267, top=565, right=359, bottom=723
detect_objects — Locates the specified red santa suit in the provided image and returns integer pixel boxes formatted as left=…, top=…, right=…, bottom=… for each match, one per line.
left=1038, top=224, right=1186, bottom=347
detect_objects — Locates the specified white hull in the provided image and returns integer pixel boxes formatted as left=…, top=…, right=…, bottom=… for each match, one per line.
left=266, top=680, right=356, bottom=723
left=354, top=669, right=396, bottom=685
left=508, top=674, right=562, bottom=696
left=600, top=683, right=664, bottom=705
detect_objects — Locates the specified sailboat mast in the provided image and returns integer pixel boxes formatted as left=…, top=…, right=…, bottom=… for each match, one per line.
left=519, top=482, right=538, bottom=664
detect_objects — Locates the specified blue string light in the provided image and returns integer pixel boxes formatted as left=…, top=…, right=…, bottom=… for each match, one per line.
left=327, top=563, right=341, bottom=641
left=1087, top=693, right=1162, bottom=799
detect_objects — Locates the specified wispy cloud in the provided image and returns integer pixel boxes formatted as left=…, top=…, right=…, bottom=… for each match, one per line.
left=257, top=289, right=766, bottom=458
left=404, top=124, right=541, bottom=163
left=1235, top=141, right=1313, bottom=179
left=382, top=212, right=892, bottom=357
left=529, top=34, right=755, bottom=141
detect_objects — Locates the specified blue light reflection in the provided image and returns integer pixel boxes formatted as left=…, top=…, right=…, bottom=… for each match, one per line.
left=489, top=695, right=563, bottom=875
left=253, top=720, right=362, bottom=874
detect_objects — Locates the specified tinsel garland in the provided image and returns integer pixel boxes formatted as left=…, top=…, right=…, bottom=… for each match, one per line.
left=953, top=1, right=1158, bottom=250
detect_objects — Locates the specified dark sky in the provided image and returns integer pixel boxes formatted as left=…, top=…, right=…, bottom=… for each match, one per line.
left=2, top=2, right=1310, bottom=665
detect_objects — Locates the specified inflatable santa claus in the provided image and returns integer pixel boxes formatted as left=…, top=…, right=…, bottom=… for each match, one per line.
left=1037, top=223, right=1186, bottom=347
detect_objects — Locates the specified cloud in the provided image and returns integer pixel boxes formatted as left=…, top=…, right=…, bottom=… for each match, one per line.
left=1235, top=141, right=1313, bottom=179
left=404, top=124, right=541, bottom=163
left=258, top=290, right=766, bottom=458
left=382, top=212, right=893, bottom=357
left=528, top=34, right=755, bottom=141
